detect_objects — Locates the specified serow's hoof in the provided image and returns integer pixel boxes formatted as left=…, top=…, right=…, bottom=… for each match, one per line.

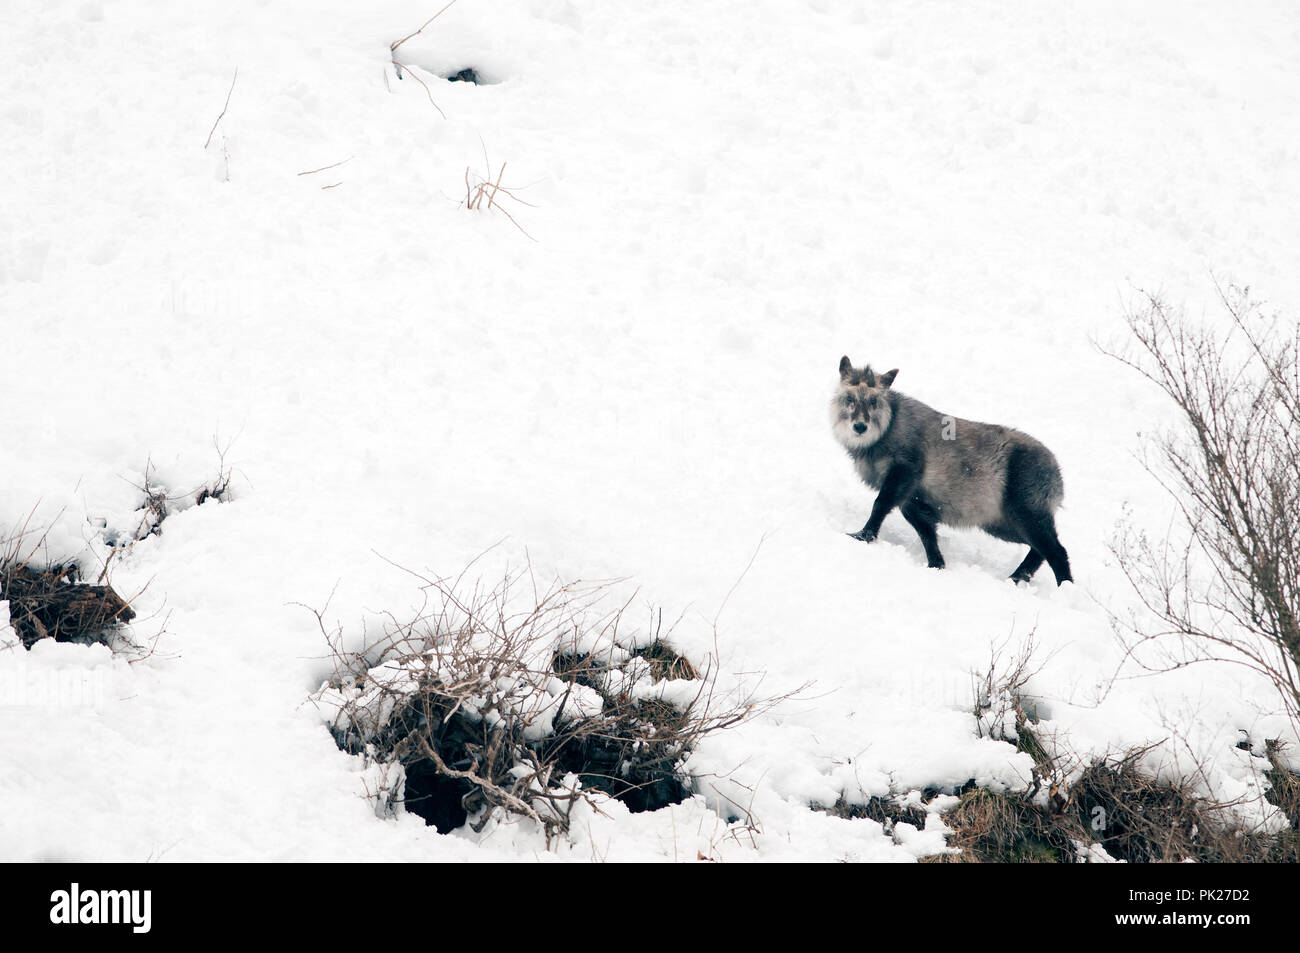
left=848, top=530, right=877, bottom=543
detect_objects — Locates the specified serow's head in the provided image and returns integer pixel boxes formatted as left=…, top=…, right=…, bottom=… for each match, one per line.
left=830, top=355, right=898, bottom=449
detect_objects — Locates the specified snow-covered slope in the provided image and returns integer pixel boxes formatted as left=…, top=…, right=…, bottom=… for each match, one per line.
left=2, top=0, right=1297, bottom=861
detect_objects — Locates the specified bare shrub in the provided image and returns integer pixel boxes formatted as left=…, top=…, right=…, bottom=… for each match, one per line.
left=1101, top=284, right=1300, bottom=732
left=969, top=631, right=1069, bottom=810
left=309, top=560, right=788, bottom=845
left=971, top=632, right=1044, bottom=747
left=119, top=452, right=235, bottom=545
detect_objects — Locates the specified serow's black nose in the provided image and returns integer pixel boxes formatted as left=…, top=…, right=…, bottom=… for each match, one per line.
left=853, top=421, right=867, bottom=434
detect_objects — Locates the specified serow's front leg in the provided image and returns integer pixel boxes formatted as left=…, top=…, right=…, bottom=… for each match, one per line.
left=849, top=465, right=919, bottom=543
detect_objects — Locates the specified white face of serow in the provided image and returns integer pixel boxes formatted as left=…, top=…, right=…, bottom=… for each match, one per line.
left=830, top=359, right=896, bottom=450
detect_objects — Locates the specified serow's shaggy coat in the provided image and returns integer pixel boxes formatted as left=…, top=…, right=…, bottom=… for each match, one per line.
left=831, top=356, right=1072, bottom=585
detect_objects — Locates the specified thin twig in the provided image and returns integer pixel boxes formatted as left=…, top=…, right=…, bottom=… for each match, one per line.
left=297, top=157, right=353, bottom=176
left=204, top=68, right=239, bottom=150
left=394, top=63, right=447, bottom=120
left=390, top=0, right=461, bottom=54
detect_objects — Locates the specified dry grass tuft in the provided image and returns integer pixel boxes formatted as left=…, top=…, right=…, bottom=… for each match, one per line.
left=463, top=159, right=537, bottom=240
left=929, top=788, right=1075, bottom=863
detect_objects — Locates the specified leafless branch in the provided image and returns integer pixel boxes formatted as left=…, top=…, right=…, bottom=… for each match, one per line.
left=204, top=67, right=238, bottom=150
left=1098, top=284, right=1300, bottom=733
left=390, top=0, right=461, bottom=55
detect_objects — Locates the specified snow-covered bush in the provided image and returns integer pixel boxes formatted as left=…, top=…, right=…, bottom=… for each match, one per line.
left=861, top=635, right=1300, bottom=862
left=309, top=564, right=779, bottom=844
left=111, top=455, right=234, bottom=546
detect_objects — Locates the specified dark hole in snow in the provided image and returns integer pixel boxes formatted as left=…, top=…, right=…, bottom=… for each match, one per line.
left=402, top=761, right=473, bottom=834
left=547, top=695, right=693, bottom=814
left=550, top=649, right=604, bottom=692
left=446, top=67, right=482, bottom=84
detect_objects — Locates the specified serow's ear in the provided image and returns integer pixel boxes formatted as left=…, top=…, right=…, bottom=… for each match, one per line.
left=839, top=355, right=853, bottom=380
left=879, top=368, right=899, bottom=389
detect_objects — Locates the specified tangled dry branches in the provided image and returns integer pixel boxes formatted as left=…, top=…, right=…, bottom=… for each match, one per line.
left=309, top=559, right=789, bottom=845
left=1102, top=283, right=1300, bottom=731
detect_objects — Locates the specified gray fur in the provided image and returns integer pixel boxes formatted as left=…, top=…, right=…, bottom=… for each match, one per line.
left=831, top=356, right=1072, bottom=585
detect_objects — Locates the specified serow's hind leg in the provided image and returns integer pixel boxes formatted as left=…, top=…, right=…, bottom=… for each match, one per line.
left=1009, top=507, right=1072, bottom=586
left=901, top=500, right=945, bottom=569
left=1010, top=548, right=1044, bottom=584
left=1046, top=544, right=1072, bottom=586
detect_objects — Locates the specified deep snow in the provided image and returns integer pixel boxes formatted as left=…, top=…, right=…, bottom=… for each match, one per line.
left=2, top=0, right=1298, bottom=861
